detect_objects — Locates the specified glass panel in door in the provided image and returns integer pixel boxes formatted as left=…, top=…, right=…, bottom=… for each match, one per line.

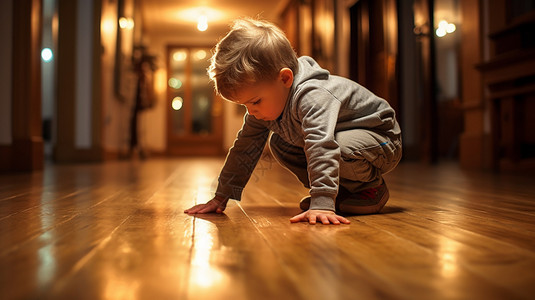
left=169, top=49, right=187, bottom=136
left=191, top=48, right=213, bottom=135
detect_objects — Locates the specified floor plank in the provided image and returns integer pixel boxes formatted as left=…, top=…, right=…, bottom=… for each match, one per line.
left=0, top=158, right=534, bottom=299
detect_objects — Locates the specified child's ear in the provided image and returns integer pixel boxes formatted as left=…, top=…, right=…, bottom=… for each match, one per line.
left=279, top=68, right=294, bottom=88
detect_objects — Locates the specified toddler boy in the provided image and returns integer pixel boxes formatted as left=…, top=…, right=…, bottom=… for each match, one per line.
left=185, top=19, right=402, bottom=225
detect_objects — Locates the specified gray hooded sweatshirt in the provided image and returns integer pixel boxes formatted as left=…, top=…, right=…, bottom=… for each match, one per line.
left=215, top=56, right=400, bottom=211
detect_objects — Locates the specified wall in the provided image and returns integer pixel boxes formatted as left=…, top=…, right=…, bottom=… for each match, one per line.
left=0, top=0, right=13, bottom=145
left=138, top=33, right=172, bottom=153
left=398, top=0, right=418, bottom=159
left=100, top=0, right=132, bottom=155
left=55, top=0, right=106, bottom=162
left=53, top=0, right=139, bottom=161
left=75, top=0, right=93, bottom=149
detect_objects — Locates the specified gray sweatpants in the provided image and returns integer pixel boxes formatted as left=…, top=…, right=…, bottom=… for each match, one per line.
left=269, top=129, right=402, bottom=193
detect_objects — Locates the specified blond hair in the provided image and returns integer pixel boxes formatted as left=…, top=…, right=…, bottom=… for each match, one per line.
left=208, top=18, right=298, bottom=101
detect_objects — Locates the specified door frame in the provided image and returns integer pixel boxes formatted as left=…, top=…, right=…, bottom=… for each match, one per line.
left=0, top=0, right=44, bottom=172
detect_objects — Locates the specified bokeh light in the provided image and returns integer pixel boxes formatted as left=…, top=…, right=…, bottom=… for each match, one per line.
left=172, top=97, right=184, bottom=111
left=41, top=48, right=53, bottom=62
left=168, top=78, right=183, bottom=89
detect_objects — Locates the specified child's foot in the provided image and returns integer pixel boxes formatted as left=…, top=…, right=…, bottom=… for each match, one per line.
left=299, top=179, right=389, bottom=215
left=337, top=180, right=389, bottom=214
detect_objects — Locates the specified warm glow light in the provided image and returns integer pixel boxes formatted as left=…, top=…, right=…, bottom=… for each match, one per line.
left=154, top=68, right=167, bottom=94
left=177, top=7, right=225, bottom=23
left=173, top=51, right=187, bottom=62
left=101, top=19, right=115, bottom=35
left=38, top=223, right=56, bottom=286
left=168, top=78, right=183, bottom=89
left=439, top=237, right=459, bottom=278
left=41, top=48, right=53, bottom=62
left=119, top=17, right=134, bottom=29
left=436, top=27, right=447, bottom=37
left=194, top=50, right=207, bottom=61
left=197, top=15, right=208, bottom=32
left=119, top=17, right=127, bottom=28
left=436, top=20, right=456, bottom=37
left=190, top=219, right=227, bottom=289
left=172, top=97, right=183, bottom=111
left=446, top=23, right=456, bottom=33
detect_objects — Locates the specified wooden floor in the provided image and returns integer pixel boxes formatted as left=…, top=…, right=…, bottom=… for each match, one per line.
left=0, top=157, right=534, bottom=300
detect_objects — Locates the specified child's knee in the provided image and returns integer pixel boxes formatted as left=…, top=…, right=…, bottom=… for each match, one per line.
left=377, top=137, right=402, bottom=174
left=369, top=138, right=402, bottom=174
left=339, top=158, right=379, bottom=182
left=337, top=130, right=401, bottom=175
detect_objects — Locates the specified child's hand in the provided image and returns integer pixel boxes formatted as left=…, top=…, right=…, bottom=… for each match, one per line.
left=290, top=210, right=350, bottom=225
left=184, top=196, right=229, bottom=214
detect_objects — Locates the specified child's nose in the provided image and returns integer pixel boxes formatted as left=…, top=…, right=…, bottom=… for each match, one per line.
left=246, top=106, right=258, bottom=114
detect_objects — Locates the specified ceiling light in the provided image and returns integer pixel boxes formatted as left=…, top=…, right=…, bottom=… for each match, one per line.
left=197, top=15, right=208, bottom=32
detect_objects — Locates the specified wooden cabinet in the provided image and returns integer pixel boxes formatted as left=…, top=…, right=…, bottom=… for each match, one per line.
left=477, top=1, right=535, bottom=171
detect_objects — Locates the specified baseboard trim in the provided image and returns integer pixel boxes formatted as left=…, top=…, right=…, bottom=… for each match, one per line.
left=0, top=144, right=12, bottom=172
left=0, top=137, right=44, bottom=172
left=53, top=145, right=105, bottom=163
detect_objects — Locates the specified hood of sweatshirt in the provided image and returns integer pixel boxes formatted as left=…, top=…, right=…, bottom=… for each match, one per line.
left=292, top=56, right=330, bottom=88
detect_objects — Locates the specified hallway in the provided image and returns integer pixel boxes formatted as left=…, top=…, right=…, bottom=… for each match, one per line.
left=1, top=158, right=534, bottom=299
left=1, top=0, right=535, bottom=298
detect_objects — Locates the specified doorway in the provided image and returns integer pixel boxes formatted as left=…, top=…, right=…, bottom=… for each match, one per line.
left=399, top=0, right=463, bottom=163
left=166, top=46, right=224, bottom=156
left=433, top=0, right=463, bottom=161
left=42, top=0, right=57, bottom=161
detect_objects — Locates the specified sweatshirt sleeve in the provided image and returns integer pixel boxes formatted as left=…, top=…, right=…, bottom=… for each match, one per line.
left=297, top=87, right=342, bottom=211
left=215, top=113, right=270, bottom=201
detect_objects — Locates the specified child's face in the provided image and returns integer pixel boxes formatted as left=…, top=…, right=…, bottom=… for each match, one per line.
left=232, top=68, right=294, bottom=121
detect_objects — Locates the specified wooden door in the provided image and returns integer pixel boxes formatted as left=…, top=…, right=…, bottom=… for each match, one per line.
left=166, top=46, right=224, bottom=156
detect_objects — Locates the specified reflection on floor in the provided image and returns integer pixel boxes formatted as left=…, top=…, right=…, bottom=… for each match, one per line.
left=0, top=157, right=534, bottom=299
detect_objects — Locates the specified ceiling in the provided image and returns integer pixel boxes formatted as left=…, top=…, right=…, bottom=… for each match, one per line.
left=139, top=0, right=289, bottom=39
